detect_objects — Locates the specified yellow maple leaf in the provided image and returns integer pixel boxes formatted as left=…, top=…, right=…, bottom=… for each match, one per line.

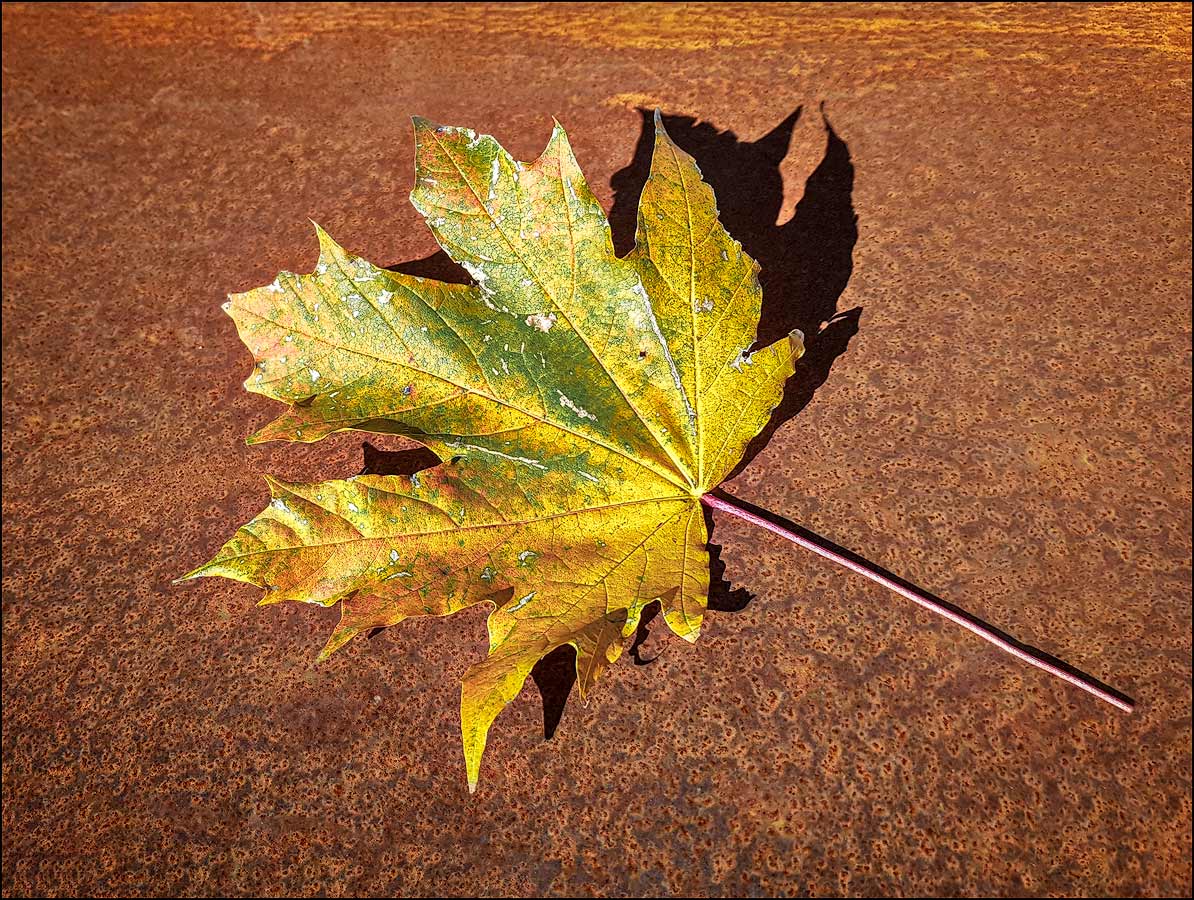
left=184, top=109, right=1135, bottom=792
left=182, top=112, right=802, bottom=790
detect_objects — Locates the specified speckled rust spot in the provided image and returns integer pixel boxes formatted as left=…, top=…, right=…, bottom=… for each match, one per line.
left=2, top=2, right=1190, bottom=896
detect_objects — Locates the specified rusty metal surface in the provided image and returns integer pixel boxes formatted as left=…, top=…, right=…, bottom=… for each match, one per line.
left=2, top=3, right=1191, bottom=896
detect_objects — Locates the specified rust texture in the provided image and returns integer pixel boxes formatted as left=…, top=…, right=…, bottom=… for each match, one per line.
left=2, top=3, right=1191, bottom=896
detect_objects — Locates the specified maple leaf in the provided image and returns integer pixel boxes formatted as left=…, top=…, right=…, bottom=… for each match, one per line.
left=184, top=112, right=1132, bottom=793
left=182, top=113, right=804, bottom=790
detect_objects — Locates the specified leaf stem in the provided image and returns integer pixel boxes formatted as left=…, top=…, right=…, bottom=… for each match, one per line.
left=701, top=491, right=1134, bottom=713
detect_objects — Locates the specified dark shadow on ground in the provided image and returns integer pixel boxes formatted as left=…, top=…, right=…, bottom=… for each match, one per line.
left=357, top=440, right=441, bottom=478
left=387, top=251, right=471, bottom=285
left=531, top=645, right=577, bottom=740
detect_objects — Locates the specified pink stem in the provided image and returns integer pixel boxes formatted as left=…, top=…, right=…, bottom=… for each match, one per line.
left=701, top=492, right=1134, bottom=713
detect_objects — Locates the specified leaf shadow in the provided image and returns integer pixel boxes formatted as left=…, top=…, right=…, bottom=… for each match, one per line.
left=358, top=440, right=441, bottom=478
left=530, top=645, right=577, bottom=740
left=380, top=104, right=862, bottom=743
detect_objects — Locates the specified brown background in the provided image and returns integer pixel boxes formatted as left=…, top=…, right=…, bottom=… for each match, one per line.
left=3, top=3, right=1191, bottom=896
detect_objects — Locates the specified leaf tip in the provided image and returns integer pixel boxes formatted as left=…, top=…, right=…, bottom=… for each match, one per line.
left=317, top=624, right=358, bottom=662
left=545, top=117, right=573, bottom=152
left=410, top=115, right=445, bottom=139
left=262, top=473, right=288, bottom=494
left=309, top=220, right=340, bottom=263
left=788, top=328, right=806, bottom=361
left=174, top=557, right=220, bottom=584
left=651, top=107, right=671, bottom=141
